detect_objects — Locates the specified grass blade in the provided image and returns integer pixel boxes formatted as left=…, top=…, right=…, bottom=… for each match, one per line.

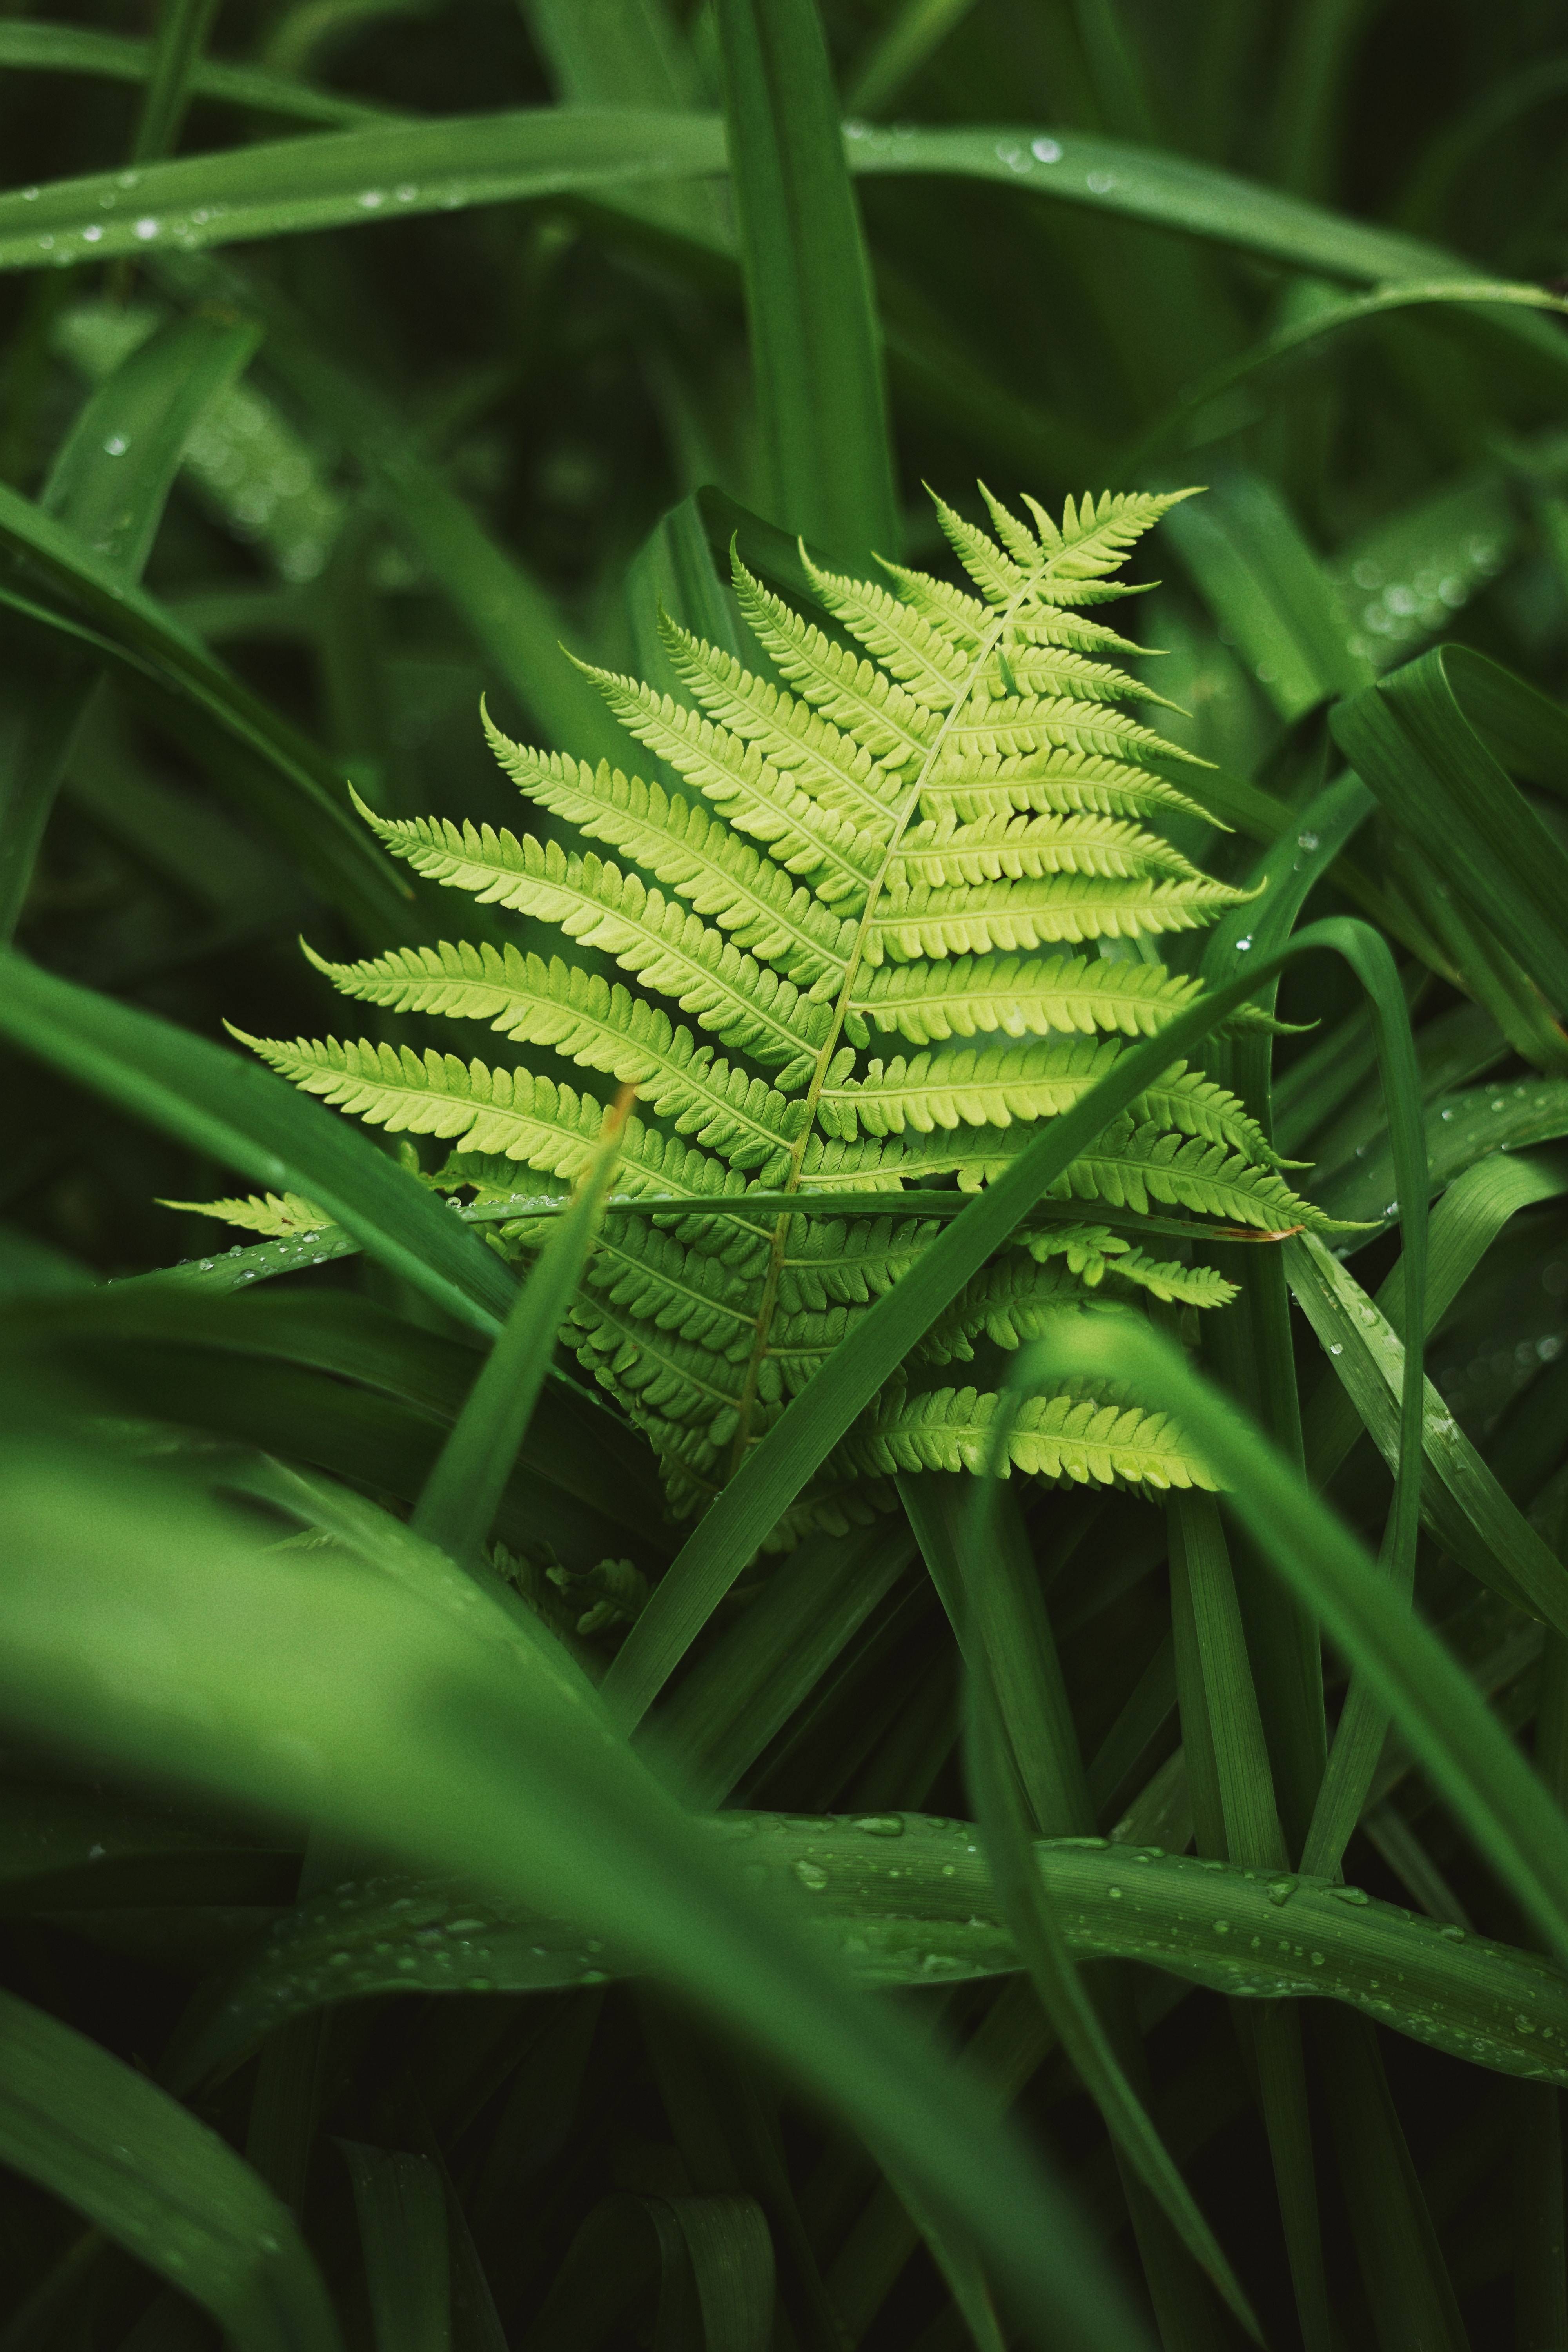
left=340, top=2145, right=452, bottom=2352
left=0, top=949, right=517, bottom=1337
left=0, top=1986, right=341, bottom=2352
left=412, top=1089, right=632, bottom=1564
left=716, top=0, right=899, bottom=562
left=1002, top=1315, right=1568, bottom=1961
left=128, top=0, right=221, bottom=164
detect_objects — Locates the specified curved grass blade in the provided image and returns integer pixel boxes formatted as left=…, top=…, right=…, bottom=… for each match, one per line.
left=168, top=1815, right=1568, bottom=2096
left=998, top=1316, right=1568, bottom=1964
left=0, top=1986, right=340, bottom=2352
left=0, top=950, right=517, bottom=1338
left=1333, top=644, right=1568, bottom=1022
left=0, top=1443, right=1149, bottom=2352
left=412, top=1089, right=632, bottom=1566
left=0, top=309, right=258, bottom=940
left=0, top=505, right=412, bottom=942
left=1120, top=279, right=1568, bottom=484
left=0, top=18, right=390, bottom=125
left=716, top=0, right=898, bottom=563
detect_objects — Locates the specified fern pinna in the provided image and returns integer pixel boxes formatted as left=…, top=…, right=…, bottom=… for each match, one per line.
left=228, top=487, right=1332, bottom=1542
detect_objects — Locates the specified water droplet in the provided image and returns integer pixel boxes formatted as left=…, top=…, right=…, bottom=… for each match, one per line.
left=133, top=217, right=159, bottom=241
left=1267, top=1878, right=1296, bottom=1906
left=395, top=183, right=419, bottom=202
left=853, top=1815, right=905, bottom=1837
left=1108, top=1885, right=1123, bottom=1899
left=1086, top=169, right=1116, bottom=194
left=1330, top=1342, right=1343, bottom=1356
left=1234, top=936, right=1253, bottom=953
left=1310, top=1951, right=1325, bottom=1966
left=1213, top=1919, right=1231, bottom=1934
left=1297, top=831, right=1319, bottom=851
left=1031, top=136, right=1063, bottom=163
left=358, top=189, right=386, bottom=209
left=1330, top=1885, right=1370, bottom=1905
left=87, top=1842, right=105, bottom=1861
left=793, top=1859, right=830, bottom=1891
left=81, top=224, right=103, bottom=243
left=103, top=434, right=128, bottom=457
left=116, top=169, right=140, bottom=190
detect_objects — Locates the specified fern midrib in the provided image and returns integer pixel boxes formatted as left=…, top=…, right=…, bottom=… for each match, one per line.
left=726, top=571, right=1047, bottom=1473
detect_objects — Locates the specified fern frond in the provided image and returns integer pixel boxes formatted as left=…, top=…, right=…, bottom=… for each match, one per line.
left=303, top=943, right=804, bottom=1176
left=924, top=748, right=1211, bottom=827
left=159, top=1189, right=326, bottom=1238
left=352, top=809, right=825, bottom=1075
left=577, top=660, right=881, bottom=905
left=895, top=1115, right=1327, bottom=1231
left=480, top=720, right=854, bottom=990
left=842, top=1374, right=1215, bottom=1490
left=868, top=870, right=1254, bottom=961
left=894, top=809, right=1203, bottom=889
left=854, top=951, right=1204, bottom=1043
left=731, top=559, right=936, bottom=762
left=821, top=1040, right=1282, bottom=1165
left=658, top=618, right=907, bottom=830
left=247, top=478, right=1303, bottom=1535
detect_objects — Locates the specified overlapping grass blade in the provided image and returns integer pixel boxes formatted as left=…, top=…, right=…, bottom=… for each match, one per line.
left=716, top=0, right=898, bottom=562
left=0, top=1986, right=341, bottom=2352
left=0, top=950, right=516, bottom=1336
left=0, top=1441, right=1147, bottom=2352
left=1000, top=1316, right=1568, bottom=1961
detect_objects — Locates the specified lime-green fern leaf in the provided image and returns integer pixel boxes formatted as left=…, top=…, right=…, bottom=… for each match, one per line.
left=159, top=1189, right=327, bottom=1238
left=854, top=951, right=1205, bottom=1044
left=842, top=1376, right=1215, bottom=1490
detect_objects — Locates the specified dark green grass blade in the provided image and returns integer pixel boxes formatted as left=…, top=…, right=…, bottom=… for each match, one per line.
left=0, top=512, right=412, bottom=942
left=412, top=1098, right=629, bottom=1564
left=0, top=951, right=516, bottom=1336
left=340, top=2145, right=451, bottom=2352
left=716, top=0, right=899, bottom=563
left=932, top=1476, right=1256, bottom=2338
left=0, top=1986, right=340, bottom=2352
left=128, top=0, right=221, bottom=164
left=601, top=915, right=1421, bottom=1730
left=0, top=309, right=258, bottom=940
left=160, top=255, right=637, bottom=768
left=0, top=17, right=389, bottom=124
left=1122, top=280, right=1568, bottom=486
left=1002, top=1316, right=1568, bottom=1963
left=0, top=1445, right=1147, bottom=2352
left=1333, top=646, right=1568, bottom=1020
left=167, top=1815, right=1568, bottom=2095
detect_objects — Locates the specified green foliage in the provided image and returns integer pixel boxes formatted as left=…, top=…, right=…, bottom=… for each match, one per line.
left=219, top=487, right=1328, bottom=1534
left=5, top=5, right=1568, bottom=2349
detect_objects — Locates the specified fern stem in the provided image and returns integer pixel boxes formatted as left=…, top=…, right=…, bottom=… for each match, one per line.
left=726, top=580, right=1030, bottom=1472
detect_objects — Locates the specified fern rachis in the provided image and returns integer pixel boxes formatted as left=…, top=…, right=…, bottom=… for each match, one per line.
left=215, top=485, right=1340, bottom=1540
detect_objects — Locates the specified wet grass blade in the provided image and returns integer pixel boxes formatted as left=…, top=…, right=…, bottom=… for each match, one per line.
left=0, top=308, right=258, bottom=939
left=0, top=1986, right=341, bottom=2352
left=412, top=1091, right=631, bottom=1566
left=0, top=950, right=517, bottom=1337
left=716, top=0, right=899, bottom=562
left=0, top=1443, right=1148, bottom=2352
left=1003, top=1314, right=1568, bottom=1962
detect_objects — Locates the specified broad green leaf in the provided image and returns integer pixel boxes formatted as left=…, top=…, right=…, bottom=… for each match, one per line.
left=1160, top=471, right=1370, bottom=720
left=0, top=950, right=517, bottom=1338
left=0, top=1441, right=1146, bottom=2352
left=0, top=1985, right=340, bottom=2352
left=716, top=0, right=899, bottom=564
left=167, top=1815, right=1568, bottom=2096
left=0, top=501, right=412, bottom=942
